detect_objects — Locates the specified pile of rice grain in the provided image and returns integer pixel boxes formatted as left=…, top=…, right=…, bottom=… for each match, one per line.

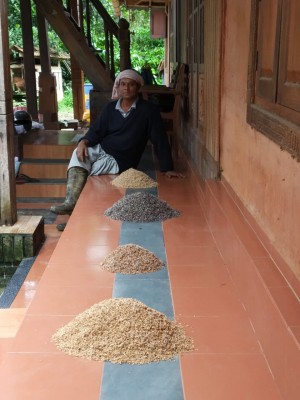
left=111, top=168, right=157, bottom=188
left=100, top=244, right=164, bottom=274
left=104, top=191, right=181, bottom=222
left=51, top=298, right=194, bottom=364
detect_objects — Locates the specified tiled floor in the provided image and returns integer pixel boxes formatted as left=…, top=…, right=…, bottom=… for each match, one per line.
left=0, top=149, right=299, bottom=399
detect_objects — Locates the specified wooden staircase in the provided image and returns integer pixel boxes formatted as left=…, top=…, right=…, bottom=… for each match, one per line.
left=16, top=130, right=84, bottom=200
left=32, top=0, right=128, bottom=90
left=0, top=128, right=82, bottom=262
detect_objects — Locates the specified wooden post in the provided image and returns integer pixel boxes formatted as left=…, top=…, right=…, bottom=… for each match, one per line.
left=70, top=0, right=85, bottom=121
left=70, top=56, right=85, bottom=120
left=38, top=72, right=59, bottom=129
left=36, top=9, right=59, bottom=129
left=19, top=0, right=39, bottom=120
left=119, top=18, right=131, bottom=71
left=0, top=0, right=17, bottom=226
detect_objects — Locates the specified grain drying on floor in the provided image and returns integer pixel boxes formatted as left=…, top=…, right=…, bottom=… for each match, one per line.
left=111, top=168, right=157, bottom=188
left=104, top=191, right=181, bottom=222
left=52, top=298, right=194, bottom=364
left=100, top=244, right=164, bottom=274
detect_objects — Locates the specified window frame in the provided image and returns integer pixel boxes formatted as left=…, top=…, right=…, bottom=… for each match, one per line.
left=247, top=0, right=300, bottom=161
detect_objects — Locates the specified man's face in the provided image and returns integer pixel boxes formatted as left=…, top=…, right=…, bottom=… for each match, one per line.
left=118, top=78, right=140, bottom=100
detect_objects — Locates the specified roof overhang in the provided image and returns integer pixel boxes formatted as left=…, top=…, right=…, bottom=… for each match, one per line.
left=116, top=0, right=169, bottom=10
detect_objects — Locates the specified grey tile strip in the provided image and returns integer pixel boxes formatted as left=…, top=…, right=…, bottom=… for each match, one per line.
left=100, top=360, right=184, bottom=400
left=100, top=148, right=184, bottom=400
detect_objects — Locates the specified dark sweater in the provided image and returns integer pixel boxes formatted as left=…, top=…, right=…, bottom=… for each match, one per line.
left=80, top=98, right=173, bottom=173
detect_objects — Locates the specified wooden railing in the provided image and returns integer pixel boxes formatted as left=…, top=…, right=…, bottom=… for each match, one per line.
left=62, top=0, right=131, bottom=80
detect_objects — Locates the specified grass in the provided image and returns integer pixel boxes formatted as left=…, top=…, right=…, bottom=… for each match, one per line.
left=58, top=89, right=74, bottom=119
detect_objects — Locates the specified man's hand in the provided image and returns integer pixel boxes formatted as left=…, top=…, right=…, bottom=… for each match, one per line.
left=164, top=171, right=185, bottom=179
left=76, top=140, right=89, bottom=162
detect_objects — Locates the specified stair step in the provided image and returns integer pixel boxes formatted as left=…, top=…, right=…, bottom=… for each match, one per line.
left=17, top=197, right=65, bottom=203
left=22, top=144, right=75, bottom=159
left=19, top=160, right=68, bottom=179
left=16, top=180, right=66, bottom=198
left=21, top=158, right=70, bottom=163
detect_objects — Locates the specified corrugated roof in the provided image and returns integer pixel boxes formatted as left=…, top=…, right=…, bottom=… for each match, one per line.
left=10, top=45, right=70, bottom=61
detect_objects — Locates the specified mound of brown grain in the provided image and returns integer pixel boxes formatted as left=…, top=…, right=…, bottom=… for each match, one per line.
left=111, top=168, right=157, bottom=188
left=52, top=298, right=194, bottom=364
left=100, top=244, right=164, bottom=274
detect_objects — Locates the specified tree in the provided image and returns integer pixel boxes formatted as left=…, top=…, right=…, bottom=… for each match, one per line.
left=8, top=0, right=164, bottom=77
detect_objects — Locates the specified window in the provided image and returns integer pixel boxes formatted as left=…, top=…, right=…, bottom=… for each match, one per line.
left=247, top=0, right=300, bottom=160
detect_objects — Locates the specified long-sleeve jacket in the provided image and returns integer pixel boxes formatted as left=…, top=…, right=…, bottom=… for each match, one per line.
left=80, top=98, right=174, bottom=173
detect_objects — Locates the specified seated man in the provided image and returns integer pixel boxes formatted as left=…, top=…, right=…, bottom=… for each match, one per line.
left=50, top=69, right=183, bottom=230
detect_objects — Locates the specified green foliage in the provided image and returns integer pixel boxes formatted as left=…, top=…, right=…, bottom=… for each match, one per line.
left=8, top=0, right=165, bottom=89
left=8, top=0, right=61, bottom=50
left=58, top=89, right=73, bottom=114
left=58, top=88, right=73, bottom=109
left=8, top=1, right=23, bottom=47
left=120, top=8, right=164, bottom=77
left=76, top=0, right=164, bottom=77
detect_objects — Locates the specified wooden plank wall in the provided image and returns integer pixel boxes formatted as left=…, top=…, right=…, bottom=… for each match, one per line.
left=204, top=0, right=223, bottom=167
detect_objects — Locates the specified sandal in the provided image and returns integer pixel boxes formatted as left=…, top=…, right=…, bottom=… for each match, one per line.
left=16, top=174, right=40, bottom=184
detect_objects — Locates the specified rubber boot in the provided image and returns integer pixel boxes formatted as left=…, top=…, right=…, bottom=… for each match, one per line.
left=50, top=167, right=88, bottom=215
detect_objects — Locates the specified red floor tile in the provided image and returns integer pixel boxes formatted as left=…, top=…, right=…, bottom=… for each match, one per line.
left=172, top=286, right=246, bottom=317
left=178, top=315, right=260, bottom=354
left=164, top=229, right=214, bottom=247
left=0, top=353, right=103, bottom=400
left=253, top=257, right=289, bottom=288
left=169, top=263, right=231, bottom=288
left=1, top=151, right=299, bottom=399
left=166, top=244, right=223, bottom=266
left=27, top=285, right=113, bottom=316
left=10, top=315, right=74, bottom=354
left=181, top=354, right=282, bottom=400
left=48, top=243, right=116, bottom=266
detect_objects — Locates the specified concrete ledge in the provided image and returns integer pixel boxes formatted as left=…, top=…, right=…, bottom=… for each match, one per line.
left=0, top=216, right=44, bottom=262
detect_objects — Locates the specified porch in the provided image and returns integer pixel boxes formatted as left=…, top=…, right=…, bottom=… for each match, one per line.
left=0, top=135, right=299, bottom=399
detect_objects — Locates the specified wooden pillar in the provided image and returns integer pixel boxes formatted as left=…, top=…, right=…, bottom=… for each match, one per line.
left=0, top=0, right=17, bottom=226
left=119, top=18, right=131, bottom=71
left=70, top=0, right=85, bottom=120
left=36, top=9, right=59, bottom=129
left=19, top=0, right=39, bottom=120
left=70, top=57, right=85, bottom=120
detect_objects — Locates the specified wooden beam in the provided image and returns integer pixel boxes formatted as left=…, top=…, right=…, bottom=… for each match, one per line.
left=0, top=0, right=17, bottom=226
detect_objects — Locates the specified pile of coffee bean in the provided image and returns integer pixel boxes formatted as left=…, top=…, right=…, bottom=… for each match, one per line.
left=104, top=191, right=181, bottom=222
left=100, top=244, right=164, bottom=274
left=52, top=298, right=194, bottom=364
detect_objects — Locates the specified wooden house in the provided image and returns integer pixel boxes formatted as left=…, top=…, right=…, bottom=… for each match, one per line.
left=0, top=2, right=299, bottom=398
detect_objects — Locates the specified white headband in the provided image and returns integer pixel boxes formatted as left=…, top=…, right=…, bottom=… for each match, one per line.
left=111, top=69, right=144, bottom=99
